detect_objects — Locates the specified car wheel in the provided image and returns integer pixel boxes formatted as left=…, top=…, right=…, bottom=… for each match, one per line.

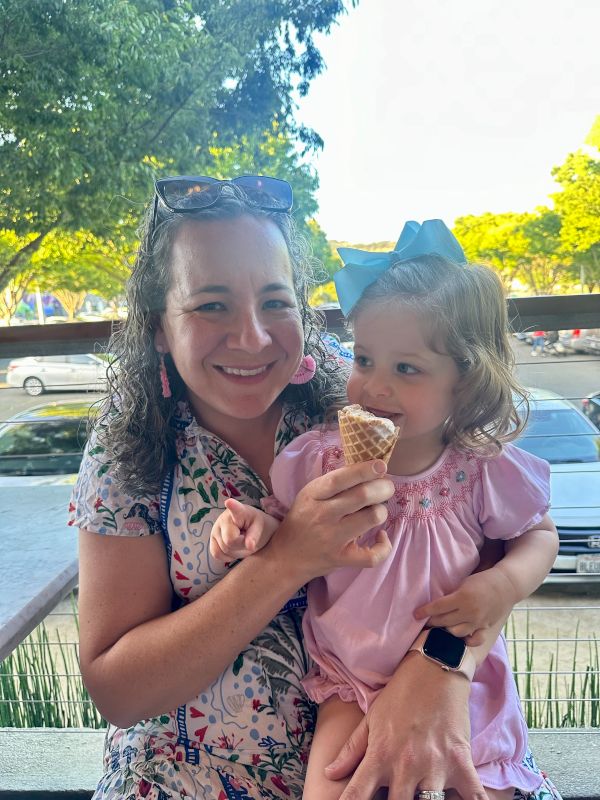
left=23, top=376, right=44, bottom=396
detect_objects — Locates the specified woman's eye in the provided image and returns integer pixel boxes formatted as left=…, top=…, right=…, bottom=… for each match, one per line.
left=396, top=362, right=419, bottom=375
left=194, top=301, right=226, bottom=312
left=263, top=298, right=291, bottom=310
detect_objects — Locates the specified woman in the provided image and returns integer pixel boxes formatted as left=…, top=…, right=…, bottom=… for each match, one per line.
left=71, top=176, right=561, bottom=800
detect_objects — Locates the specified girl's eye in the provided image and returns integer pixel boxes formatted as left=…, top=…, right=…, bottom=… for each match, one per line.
left=396, top=362, right=419, bottom=375
left=354, top=355, right=371, bottom=368
left=194, top=301, right=226, bottom=312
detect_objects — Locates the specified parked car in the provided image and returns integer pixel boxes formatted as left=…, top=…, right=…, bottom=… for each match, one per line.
left=6, top=354, right=108, bottom=396
left=558, top=329, right=586, bottom=353
left=577, top=328, right=600, bottom=355
left=582, top=391, right=600, bottom=427
left=0, top=400, right=95, bottom=478
left=516, top=388, right=600, bottom=580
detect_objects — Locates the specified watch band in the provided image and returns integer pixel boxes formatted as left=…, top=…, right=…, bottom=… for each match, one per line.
left=409, top=628, right=477, bottom=681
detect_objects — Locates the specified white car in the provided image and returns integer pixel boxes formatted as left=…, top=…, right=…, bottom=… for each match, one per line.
left=515, top=388, right=600, bottom=580
left=6, top=354, right=109, bottom=396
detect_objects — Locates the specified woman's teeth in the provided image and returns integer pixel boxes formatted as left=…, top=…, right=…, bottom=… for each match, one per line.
left=221, top=366, right=268, bottom=376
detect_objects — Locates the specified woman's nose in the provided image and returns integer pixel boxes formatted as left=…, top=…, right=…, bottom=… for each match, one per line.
left=227, top=311, right=272, bottom=352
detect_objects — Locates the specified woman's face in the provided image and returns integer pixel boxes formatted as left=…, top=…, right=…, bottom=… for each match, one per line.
left=155, top=214, right=304, bottom=432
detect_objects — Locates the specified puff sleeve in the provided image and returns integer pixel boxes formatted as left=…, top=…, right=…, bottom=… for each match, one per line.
left=69, top=431, right=163, bottom=536
left=473, top=443, right=551, bottom=540
left=267, top=429, right=327, bottom=513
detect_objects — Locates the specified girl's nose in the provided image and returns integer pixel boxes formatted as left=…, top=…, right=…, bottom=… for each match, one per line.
left=366, top=372, right=393, bottom=397
left=227, top=311, right=272, bottom=352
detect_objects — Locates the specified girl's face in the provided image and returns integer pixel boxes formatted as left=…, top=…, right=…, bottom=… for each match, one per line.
left=155, top=215, right=304, bottom=433
left=347, top=301, right=461, bottom=467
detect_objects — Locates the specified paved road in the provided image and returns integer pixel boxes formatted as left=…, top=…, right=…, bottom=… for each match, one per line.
left=513, top=338, right=600, bottom=406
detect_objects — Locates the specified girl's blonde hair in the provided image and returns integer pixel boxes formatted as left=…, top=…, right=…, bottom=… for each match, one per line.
left=349, top=254, right=529, bottom=452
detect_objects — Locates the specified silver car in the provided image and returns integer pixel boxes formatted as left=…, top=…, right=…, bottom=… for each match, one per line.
left=516, top=388, right=600, bottom=581
left=6, top=354, right=108, bottom=396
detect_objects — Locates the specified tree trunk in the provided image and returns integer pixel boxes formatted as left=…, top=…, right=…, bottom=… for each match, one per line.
left=0, top=230, right=50, bottom=291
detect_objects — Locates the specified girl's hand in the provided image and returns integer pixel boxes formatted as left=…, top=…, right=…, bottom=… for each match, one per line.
left=210, top=499, right=280, bottom=561
left=268, top=460, right=395, bottom=582
left=325, top=653, right=487, bottom=800
left=414, top=568, right=517, bottom=645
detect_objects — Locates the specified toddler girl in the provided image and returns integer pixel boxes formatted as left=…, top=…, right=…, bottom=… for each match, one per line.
left=210, top=220, right=559, bottom=800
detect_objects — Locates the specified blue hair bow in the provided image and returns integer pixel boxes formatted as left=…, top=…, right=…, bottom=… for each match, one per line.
left=333, top=219, right=466, bottom=316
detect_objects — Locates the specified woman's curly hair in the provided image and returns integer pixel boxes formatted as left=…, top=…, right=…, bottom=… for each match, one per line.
left=96, top=186, right=347, bottom=497
left=349, top=254, right=529, bottom=453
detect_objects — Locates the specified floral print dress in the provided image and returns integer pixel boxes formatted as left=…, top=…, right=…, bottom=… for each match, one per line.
left=70, top=400, right=563, bottom=800
left=70, top=401, right=317, bottom=800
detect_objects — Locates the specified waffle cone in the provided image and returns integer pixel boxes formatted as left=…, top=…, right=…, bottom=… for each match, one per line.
left=338, top=404, right=401, bottom=465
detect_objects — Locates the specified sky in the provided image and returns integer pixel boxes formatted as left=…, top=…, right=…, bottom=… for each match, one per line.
left=295, top=0, right=600, bottom=243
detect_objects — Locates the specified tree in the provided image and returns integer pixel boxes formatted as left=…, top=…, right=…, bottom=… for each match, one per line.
left=0, top=230, right=37, bottom=322
left=453, top=212, right=531, bottom=290
left=552, top=116, right=600, bottom=292
left=35, top=229, right=134, bottom=317
left=0, top=0, right=355, bottom=288
left=516, top=208, right=572, bottom=295
left=305, top=219, right=341, bottom=281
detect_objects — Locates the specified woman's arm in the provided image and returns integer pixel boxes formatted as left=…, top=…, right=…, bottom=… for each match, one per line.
left=79, top=460, right=394, bottom=728
left=325, top=618, right=506, bottom=800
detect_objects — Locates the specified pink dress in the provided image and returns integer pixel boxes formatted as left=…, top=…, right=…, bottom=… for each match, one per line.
left=267, top=427, right=552, bottom=791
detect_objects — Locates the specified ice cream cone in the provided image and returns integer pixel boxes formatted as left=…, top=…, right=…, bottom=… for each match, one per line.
left=338, top=404, right=401, bottom=465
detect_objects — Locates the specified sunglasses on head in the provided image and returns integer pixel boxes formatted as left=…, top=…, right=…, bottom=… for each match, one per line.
left=150, top=175, right=293, bottom=242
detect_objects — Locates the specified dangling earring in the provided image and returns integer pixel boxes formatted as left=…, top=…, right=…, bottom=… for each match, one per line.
left=289, top=354, right=316, bottom=385
left=158, top=352, right=172, bottom=398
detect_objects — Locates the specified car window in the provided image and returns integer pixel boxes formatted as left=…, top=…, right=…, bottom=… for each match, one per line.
left=0, top=420, right=86, bottom=456
left=68, top=355, right=94, bottom=364
left=517, top=408, right=600, bottom=463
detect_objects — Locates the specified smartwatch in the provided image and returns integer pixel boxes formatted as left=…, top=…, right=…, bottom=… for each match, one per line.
left=408, top=627, right=476, bottom=681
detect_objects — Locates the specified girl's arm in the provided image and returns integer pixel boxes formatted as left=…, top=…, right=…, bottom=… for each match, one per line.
left=414, top=513, right=558, bottom=643
left=493, top=513, right=559, bottom=602
left=79, top=460, right=394, bottom=727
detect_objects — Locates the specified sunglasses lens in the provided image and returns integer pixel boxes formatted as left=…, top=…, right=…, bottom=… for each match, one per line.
left=234, top=176, right=293, bottom=210
left=155, top=175, right=293, bottom=215
left=158, top=178, right=219, bottom=210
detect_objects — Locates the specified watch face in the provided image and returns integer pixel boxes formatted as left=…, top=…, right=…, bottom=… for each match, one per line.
left=422, top=627, right=466, bottom=669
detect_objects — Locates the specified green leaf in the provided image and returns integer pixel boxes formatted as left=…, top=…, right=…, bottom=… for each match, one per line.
left=197, top=484, right=210, bottom=504
left=210, top=481, right=220, bottom=503
left=232, top=652, right=244, bottom=675
left=189, top=507, right=211, bottom=524
left=193, top=467, right=209, bottom=479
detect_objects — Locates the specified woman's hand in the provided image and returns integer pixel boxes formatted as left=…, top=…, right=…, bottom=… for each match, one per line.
left=268, top=460, right=395, bottom=583
left=324, top=653, right=487, bottom=800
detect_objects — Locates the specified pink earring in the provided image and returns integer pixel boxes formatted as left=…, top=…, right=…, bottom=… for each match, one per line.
left=290, top=354, right=316, bottom=385
left=159, top=352, right=172, bottom=398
